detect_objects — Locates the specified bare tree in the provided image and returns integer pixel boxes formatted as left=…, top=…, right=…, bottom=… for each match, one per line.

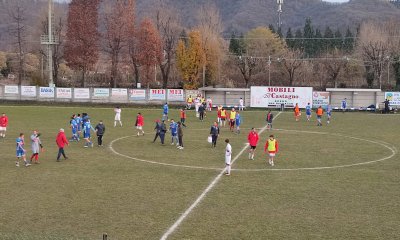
left=103, top=0, right=134, bottom=88
left=7, top=0, right=27, bottom=85
left=358, top=21, right=390, bottom=88
left=235, top=56, right=258, bottom=88
left=323, top=49, right=348, bottom=88
left=155, top=0, right=181, bottom=88
left=280, top=49, right=303, bottom=86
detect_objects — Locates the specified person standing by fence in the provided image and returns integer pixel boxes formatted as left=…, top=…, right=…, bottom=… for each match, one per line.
left=114, top=107, right=122, bottom=127
left=135, top=113, right=145, bottom=136
left=95, top=120, right=106, bottom=147
left=0, top=113, right=9, bottom=138
left=16, top=133, right=30, bottom=167
left=56, top=129, right=69, bottom=162
left=177, top=122, right=184, bottom=150
left=247, top=128, right=259, bottom=160
left=266, top=110, right=274, bottom=130
left=30, top=130, right=42, bottom=164
left=224, top=139, right=232, bottom=176
left=210, top=122, right=220, bottom=148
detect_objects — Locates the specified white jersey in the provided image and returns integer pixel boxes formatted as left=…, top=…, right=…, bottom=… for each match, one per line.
left=225, top=143, right=232, bottom=164
left=239, top=99, right=244, bottom=106
left=114, top=108, right=121, bottom=120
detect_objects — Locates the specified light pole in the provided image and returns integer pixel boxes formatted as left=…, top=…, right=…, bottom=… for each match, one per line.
left=268, top=55, right=271, bottom=86
left=387, top=55, right=390, bottom=84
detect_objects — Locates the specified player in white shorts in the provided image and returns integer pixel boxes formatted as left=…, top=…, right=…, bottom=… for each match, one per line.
left=114, top=107, right=122, bottom=127
left=225, top=139, right=232, bottom=175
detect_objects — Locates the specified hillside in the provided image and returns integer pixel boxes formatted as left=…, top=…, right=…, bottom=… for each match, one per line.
left=0, top=0, right=399, bottom=51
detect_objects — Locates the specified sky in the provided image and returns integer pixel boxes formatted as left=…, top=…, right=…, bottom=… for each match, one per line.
left=322, top=0, right=350, bottom=2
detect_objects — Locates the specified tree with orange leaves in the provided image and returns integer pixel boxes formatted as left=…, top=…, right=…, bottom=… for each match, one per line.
left=137, top=18, right=162, bottom=88
left=64, top=0, right=100, bottom=87
left=176, top=30, right=206, bottom=89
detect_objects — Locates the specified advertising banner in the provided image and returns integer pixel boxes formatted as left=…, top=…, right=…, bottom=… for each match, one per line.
left=39, top=87, right=55, bottom=98
left=167, top=89, right=184, bottom=101
left=385, top=92, right=400, bottom=106
left=56, top=88, right=72, bottom=99
left=129, top=89, right=146, bottom=101
left=250, top=86, right=313, bottom=108
left=74, top=88, right=90, bottom=99
left=111, top=88, right=127, bottom=99
left=312, top=91, right=330, bottom=108
left=21, top=86, right=36, bottom=97
left=4, top=85, right=19, bottom=94
left=149, top=89, right=166, bottom=101
left=93, top=88, right=110, bottom=98
left=185, top=90, right=201, bottom=99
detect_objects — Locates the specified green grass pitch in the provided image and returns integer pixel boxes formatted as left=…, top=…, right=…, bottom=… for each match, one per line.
left=0, top=104, right=399, bottom=239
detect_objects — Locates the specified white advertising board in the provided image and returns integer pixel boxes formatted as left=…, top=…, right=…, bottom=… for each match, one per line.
left=312, top=91, right=330, bottom=108
left=251, top=86, right=313, bottom=108
left=111, top=88, right=127, bottom=99
left=149, top=89, right=166, bottom=101
left=4, top=85, right=19, bottom=94
left=129, top=89, right=146, bottom=101
left=56, top=88, right=72, bottom=99
left=93, top=88, right=110, bottom=98
left=74, top=88, right=90, bottom=99
left=39, top=87, right=55, bottom=98
left=385, top=92, right=400, bottom=106
left=21, top=86, right=36, bottom=97
left=167, top=89, right=184, bottom=101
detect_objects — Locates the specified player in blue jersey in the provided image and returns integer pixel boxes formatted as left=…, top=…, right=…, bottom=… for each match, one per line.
left=83, top=119, right=95, bottom=148
left=341, top=98, right=347, bottom=113
left=16, top=133, right=30, bottom=167
left=326, top=104, right=332, bottom=124
left=169, top=119, right=178, bottom=145
left=162, top=103, right=169, bottom=121
left=305, top=103, right=312, bottom=122
left=76, top=114, right=82, bottom=139
left=70, top=115, right=79, bottom=142
left=235, top=111, right=241, bottom=134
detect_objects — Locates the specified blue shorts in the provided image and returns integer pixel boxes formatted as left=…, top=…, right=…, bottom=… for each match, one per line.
left=16, top=150, right=24, bottom=157
left=327, top=112, right=332, bottom=117
left=84, top=133, right=91, bottom=139
left=306, top=111, right=311, bottom=116
left=72, top=128, right=77, bottom=134
left=236, top=121, right=241, bottom=126
left=171, top=133, right=177, bottom=137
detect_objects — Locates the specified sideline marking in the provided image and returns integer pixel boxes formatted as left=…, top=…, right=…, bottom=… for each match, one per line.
left=159, top=112, right=282, bottom=240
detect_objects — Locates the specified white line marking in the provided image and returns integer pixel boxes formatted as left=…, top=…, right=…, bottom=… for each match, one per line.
left=109, top=137, right=222, bottom=171
left=159, top=112, right=282, bottom=240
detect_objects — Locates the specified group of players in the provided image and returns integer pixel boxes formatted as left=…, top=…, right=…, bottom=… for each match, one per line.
left=6, top=95, right=337, bottom=172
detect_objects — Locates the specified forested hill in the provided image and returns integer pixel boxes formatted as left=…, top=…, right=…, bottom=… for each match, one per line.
left=0, top=0, right=399, bottom=50
left=137, top=0, right=400, bottom=34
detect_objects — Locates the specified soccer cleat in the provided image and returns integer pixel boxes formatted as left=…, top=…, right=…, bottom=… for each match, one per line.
left=84, top=145, right=88, bottom=148
left=16, top=162, right=20, bottom=167
left=271, top=161, right=274, bottom=166
left=91, top=143, right=94, bottom=148
left=25, top=163, right=31, bottom=167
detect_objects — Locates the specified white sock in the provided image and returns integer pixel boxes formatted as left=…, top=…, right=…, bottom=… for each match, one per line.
left=226, top=165, right=231, bottom=174
left=114, top=121, right=116, bottom=127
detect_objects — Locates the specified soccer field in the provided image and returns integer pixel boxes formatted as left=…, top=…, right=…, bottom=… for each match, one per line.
left=0, top=104, right=399, bottom=240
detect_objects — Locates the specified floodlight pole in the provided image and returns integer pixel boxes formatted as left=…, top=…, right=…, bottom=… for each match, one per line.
left=48, top=0, right=53, bottom=87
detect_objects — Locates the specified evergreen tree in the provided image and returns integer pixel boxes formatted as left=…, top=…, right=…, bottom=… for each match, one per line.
left=294, top=29, right=303, bottom=51
left=334, top=29, right=343, bottom=50
left=303, top=18, right=315, bottom=57
left=268, top=24, right=276, bottom=34
left=314, top=28, right=323, bottom=56
left=277, top=27, right=283, bottom=38
left=323, top=26, right=334, bottom=52
left=343, top=27, right=354, bottom=53
left=286, top=27, right=295, bottom=49
left=229, top=33, right=240, bottom=55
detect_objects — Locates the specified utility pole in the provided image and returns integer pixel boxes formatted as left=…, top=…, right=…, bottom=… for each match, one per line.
left=40, top=0, right=58, bottom=87
left=277, top=0, right=283, bottom=30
